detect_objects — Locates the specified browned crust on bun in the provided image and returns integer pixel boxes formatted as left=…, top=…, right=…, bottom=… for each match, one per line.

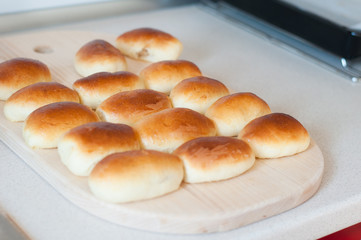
left=205, top=92, right=271, bottom=136
left=116, top=28, right=182, bottom=62
left=73, top=71, right=143, bottom=109
left=139, top=60, right=201, bottom=93
left=0, top=58, right=51, bottom=100
left=238, top=113, right=310, bottom=158
left=96, top=89, right=172, bottom=125
left=174, top=136, right=255, bottom=183
left=4, top=82, right=79, bottom=121
left=170, top=76, right=230, bottom=113
left=24, top=102, right=99, bottom=148
left=134, top=108, right=216, bottom=152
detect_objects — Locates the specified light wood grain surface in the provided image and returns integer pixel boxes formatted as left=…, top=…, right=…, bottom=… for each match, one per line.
left=0, top=30, right=324, bottom=234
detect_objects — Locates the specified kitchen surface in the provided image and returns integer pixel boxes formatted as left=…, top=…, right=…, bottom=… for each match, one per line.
left=0, top=1, right=361, bottom=239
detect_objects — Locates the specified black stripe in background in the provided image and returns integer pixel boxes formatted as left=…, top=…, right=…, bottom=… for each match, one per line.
left=222, top=0, right=361, bottom=59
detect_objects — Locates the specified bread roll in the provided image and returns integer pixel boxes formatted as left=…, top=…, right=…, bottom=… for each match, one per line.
left=170, top=76, right=229, bottom=114
left=174, top=136, right=255, bottom=183
left=73, top=71, right=143, bottom=109
left=0, top=58, right=51, bottom=100
left=96, top=89, right=172, bottom=126
left=116, top=28, right=182, bottom=62
left=238, top=113, right=310, bottom=158
left=4, top=82, right=79, bottom=122
left=205, top=92, right=271, bottom=136
left=89, top=150, right=184, bottom=203
left=23, top=102, right=99, bottom=148
left=134, top=108, right=216, bottom=153
left=58, top=122, right=140, bottom=176
left=139, top=60, right=201, bottom=94
left=74, top=39, right=127, bottom=77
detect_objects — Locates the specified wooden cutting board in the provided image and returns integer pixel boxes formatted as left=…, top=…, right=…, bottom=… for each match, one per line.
left=0, top=31, right=324, bottom=234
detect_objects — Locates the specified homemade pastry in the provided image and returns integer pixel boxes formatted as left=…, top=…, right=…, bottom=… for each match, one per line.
left=58, top=122, right=140, bottom=176
left=23, top=102, right=99, bottom=148
left=238, top=113, right=310, bottom=158
left=116, top=28, right=182, bottom=62
left=205, top=92, right=271, bottom=136
left=174, top=136, right=255, bottom=183
left=96, top=89, right=172, bottom=126
left=4, top=82, right=79, bottom=122
left=170, top=76, right=229, bottom=114
left=134, top=108, right=216, bottom=153
left=139, top=60, right=201, bottom=94
left=73, top=71, right=143, bottom=109
left=0, top=58, right=51, bottom=100
left=74, top=39, right=127, bottom=77
left=89, top=149, right=184, bottom=203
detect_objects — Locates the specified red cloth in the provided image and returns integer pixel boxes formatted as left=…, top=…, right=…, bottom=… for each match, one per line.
left=319, top=222, right=361, bottom=240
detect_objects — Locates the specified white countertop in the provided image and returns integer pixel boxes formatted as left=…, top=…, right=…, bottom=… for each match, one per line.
left=1, top=4, right=361, bottom=240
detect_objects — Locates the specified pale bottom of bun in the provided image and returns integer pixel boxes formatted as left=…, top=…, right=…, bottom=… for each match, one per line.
left=89, top=170, right=182, bottom=203
left=140, top=139, right=186, bottom=154
left=23, top=129, right=58, bottom=149
left=95, top=108, right=133, bottom=125
left=0, top=87, right=16, bottom=101
left=90, top=176, right=180, bottom=203
left=88, top=151, right=184, bottom=203
left=4, top=103, right=33, bottom=122
left=74, top=61, right=127, bottom=77
left=78, top=93, right=103, bottom=110
left=183, top=156, right=255, bottom=183
left=117, top=43, right=181, bottom=63
left=210, top=116, right=251, bottom=137
left=58, top=141, right=130, bottom=176
left=244, top=138, right=310, bottom=159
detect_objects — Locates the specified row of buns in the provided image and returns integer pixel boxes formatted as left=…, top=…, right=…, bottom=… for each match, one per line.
left=0, top=27, right=311, bottom=204
left=0, top=27, right=184, bottom=102
left=74, top=28, right=183, bottom=78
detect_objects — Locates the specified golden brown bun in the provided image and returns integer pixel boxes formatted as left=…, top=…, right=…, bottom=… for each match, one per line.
left=58, top=122, right=140, bottom=176
left=116, top=28, right=182, bottom=62
left=89, top=150, right=184, bottom=203
left=4, top=82, right=79, bottom=122
left=96, top=89, right=172, bottom=126
left=73, top=71, right=144, bottom=109
left=205, top=92, right=271, bottom=136
left=238, top=113, right=310, bottom=158
left=74, top=39, right=127, bottom=77
left=139, top=60, right=201, bottom=94
left=0, top=58, right=51, bottom=100
left=174, top=136, right=255, bottom=183
left=134, top=108, right=216, bottom=153
left=170, top=76, right=229, bottom=113
left=23, top=102, right=99, bottom=148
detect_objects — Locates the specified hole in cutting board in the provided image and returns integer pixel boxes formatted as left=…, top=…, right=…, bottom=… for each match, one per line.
left=33, top=45, right=53, bottom=54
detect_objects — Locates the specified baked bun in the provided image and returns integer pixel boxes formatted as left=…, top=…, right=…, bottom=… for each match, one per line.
left=58, top=122, right=140, bottom=176
left=4, top=82, right=79, bottom=122
left=96, top=89, right=172, bottom=126
left=170, top=76, right=229, bottom=114
left=139, top=60, right=201, bottom=94
left=205, top=92, right=271, bottom=136
left=134, top=108, right=216, bottom=153
left=73, top=71, right=143, bottom=109
left=0, top=58, right=51, bottom=100
left=174, top=136, right=255, bottom=183
left=89, top=150, right=184, bottom=203
left=74, top=39, right=127, bottom=77
left=116, top=28, right=182, bottom=62
left=238, top=113, right=310, bottom=158
left=23, top=102, right=99, bottom=148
